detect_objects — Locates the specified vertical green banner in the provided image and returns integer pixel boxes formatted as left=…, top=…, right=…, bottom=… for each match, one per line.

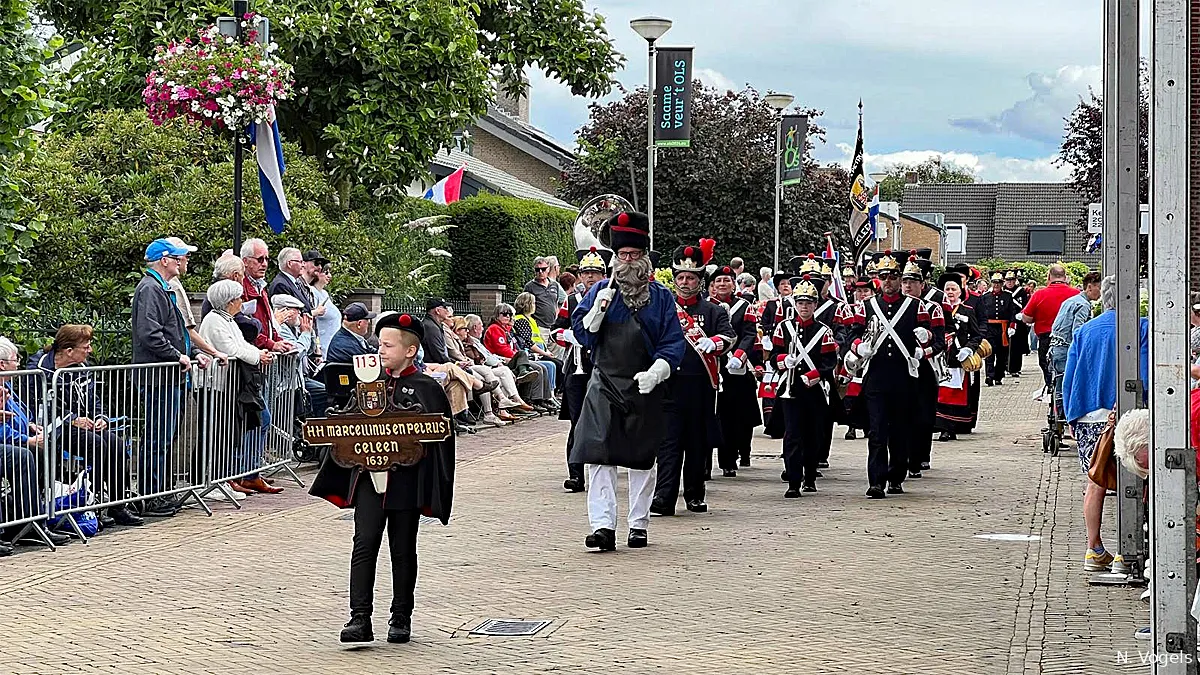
left=780, top=114, right=808, bottom=185
left=654, top=47, right=694, bottom=148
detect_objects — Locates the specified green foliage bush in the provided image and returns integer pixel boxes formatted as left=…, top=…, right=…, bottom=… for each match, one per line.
left=445, top=193, right=574, bottom=295
left=970, top=257, right=1093, bottom=287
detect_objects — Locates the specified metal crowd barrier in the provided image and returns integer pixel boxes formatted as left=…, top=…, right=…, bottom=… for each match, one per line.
left=0, top=352, right=308, bottom=549
left=0, top=369, right=56, bottom=549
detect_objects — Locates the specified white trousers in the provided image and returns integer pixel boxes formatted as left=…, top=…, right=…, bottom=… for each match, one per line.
left=586, top=463, right=657, bottom=532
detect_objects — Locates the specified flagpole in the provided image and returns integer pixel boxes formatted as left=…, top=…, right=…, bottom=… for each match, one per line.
left=231, top=0, right=248, bottom=254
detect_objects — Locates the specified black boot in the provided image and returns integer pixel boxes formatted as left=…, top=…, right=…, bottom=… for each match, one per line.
left=387, top=614, right=412, bottom=644
left=866, top=484, right=886, bottom=499
left=563, top=477, right=585, bottom=493
left=627, top=529, right=648, bottom=548
left=739, top=456, right=750, bottom=467
left=908, top=469, right=922, bottom=479
left=109, top=505, right=144, bottom=527
left=585, top=528, right=616, bottom=551
left=340, top=613, right=374, bottom=643
left=887, top=483, right=905, bottom=494
left=685, top=500, right=708, bottom=513
left=817, top=461, right=830, bottom=469
left=722, top=469, right=736, bottom=477
left=784, top=484, right=802, bottom=499
left=802, top=480, right=817, bottom=493
left=844, top=428, right=857, bottom=440
left=649, top=499, right=674, bottom=517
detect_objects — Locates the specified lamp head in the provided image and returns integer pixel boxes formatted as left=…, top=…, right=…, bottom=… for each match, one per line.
left=630, top=16, right=673, bottom=42
left=764, top=92, right=795, bottom=112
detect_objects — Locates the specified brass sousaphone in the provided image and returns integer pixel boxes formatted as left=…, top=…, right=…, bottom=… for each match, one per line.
left=574, top=193, right=635, bottom=253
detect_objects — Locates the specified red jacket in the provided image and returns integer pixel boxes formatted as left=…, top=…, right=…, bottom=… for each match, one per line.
left=484, top=323, right=516, bottom=359
left=242, top=276, right=282, bottom=350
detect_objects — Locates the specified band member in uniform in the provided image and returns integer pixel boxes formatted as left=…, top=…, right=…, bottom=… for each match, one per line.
left=652, top=242, right=735, bottom=515
left=814, top=254, right=850, bottom=469
left=844, top=251, right=935, bottom=498
left=759, top=268, right=797, bottom=439
left=839, top=278, right=876, bottom=440
left=555, top=245, right=612, bottom=493
left=710, top=264, right=761, bottom=474
left=976, top=271, right=1019, bottom=386
left=1005, top=270, right=1030, bottom=377
left=773, top=276, right=838, bottom=496
left=310, top=312, right=456, bottom=645
left=841, top=261, right=858, bottom=288
left=900, top=256, right=946, bottom=478
left=570, top=211, right=686, bottom=551
left=934, top=274, right=984, bottom=441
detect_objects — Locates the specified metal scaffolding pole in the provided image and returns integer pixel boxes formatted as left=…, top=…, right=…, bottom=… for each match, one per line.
left=1092, top=0, right=1148, bottom=586
left=1102, top=0, right=1120, bottom=276
left=1148, top=0, right=1197, bottom=668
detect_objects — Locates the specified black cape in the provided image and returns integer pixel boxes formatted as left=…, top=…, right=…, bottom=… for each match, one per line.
left=309, top=371, right=456, bottom=525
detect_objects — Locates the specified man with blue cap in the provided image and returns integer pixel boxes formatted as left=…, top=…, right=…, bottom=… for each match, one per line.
left=132, top=237, right=212, bottom=517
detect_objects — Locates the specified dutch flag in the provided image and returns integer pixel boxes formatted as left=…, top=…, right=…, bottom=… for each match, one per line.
left=249, top=107, right=291, bottom=234
left=423, top=165, right=465, bottom=205
left=824, top=233, right=847, bottom=302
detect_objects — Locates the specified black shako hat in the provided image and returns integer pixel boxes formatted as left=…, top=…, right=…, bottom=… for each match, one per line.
left=604, top=211, right=650, bottom=252
left=375, top=311, right=424, bottom=342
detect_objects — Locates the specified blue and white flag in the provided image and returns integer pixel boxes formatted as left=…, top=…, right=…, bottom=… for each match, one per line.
left=248, top=107, right=291, bottom=234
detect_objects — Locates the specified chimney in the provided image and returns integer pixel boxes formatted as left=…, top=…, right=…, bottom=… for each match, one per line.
left=904, top=171, right=919, bottom=185
left=494, top=74, right=530, bottom=123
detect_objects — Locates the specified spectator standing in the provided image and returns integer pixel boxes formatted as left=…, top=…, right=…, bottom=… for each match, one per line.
left=311, top=260, right=341, bottom=354
left=730, top=257, right=745, bottom=278
left=1062, top=275, right=1149, bottom=573
left=1021, top=263, right=1081, bottom=398
left=200, top=252, right=246, bottom=319
left=524, top=257, right=561, bottom=329
left=267, top=247, right=316, bottom=312
left=132, top=238, right=212, bottom=517
left=163, top=237, right=227, bottom=363
left=757, top=267, right=778, bottom=302
left=546, top=256, right=568, bottom=304
left=326, top=303, right=377, bottom=364
left=1048, top=272, right=1102, bottom=386
left=240, top=238, right=291, bottom=353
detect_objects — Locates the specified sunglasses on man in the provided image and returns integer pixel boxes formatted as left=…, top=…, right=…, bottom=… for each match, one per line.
left=535, top=267, right=548, bottom=273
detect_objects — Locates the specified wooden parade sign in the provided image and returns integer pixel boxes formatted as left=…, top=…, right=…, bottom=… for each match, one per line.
left=303, top=410, right=452, bottom=471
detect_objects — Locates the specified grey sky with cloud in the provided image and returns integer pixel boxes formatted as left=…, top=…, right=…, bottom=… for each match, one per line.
left=524, top=0, right=1130, bottom=183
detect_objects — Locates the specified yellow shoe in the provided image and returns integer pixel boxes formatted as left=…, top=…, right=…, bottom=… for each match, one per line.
left=1085, top=548, right=1115, bottom=571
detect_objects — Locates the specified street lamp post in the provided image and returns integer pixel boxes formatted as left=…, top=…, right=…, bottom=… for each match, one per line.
left=630, top=16, right=672, bottom=250
left=764, top=92, right=794, bottom=273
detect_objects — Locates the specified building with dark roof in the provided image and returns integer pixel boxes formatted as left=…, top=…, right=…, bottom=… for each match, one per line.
left=902, top=183, right=1099, bottom=268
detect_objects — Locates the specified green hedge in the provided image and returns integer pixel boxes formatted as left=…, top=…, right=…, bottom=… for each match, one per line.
left=445, top=193, right=575, bottom=295
left=972, top=257, right=1093, bottom=287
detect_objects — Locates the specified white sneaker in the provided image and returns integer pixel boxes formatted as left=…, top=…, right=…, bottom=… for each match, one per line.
left=208, top=489, right=245, bottom=502
left=481, top=413, right=508, bottom=427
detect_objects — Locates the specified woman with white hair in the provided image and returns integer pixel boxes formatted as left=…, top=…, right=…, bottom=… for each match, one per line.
left=757, top=267, right=778, bottom=301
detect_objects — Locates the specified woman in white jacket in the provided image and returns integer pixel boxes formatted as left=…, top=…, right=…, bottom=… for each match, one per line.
left=198, top=280, right=275, bottom=500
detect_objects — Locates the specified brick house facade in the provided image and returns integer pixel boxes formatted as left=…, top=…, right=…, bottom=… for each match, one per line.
left=898, top=213, right=944, bottom=262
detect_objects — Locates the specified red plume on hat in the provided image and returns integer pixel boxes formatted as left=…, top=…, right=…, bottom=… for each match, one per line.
left=699, top=238, right=716, bottom=265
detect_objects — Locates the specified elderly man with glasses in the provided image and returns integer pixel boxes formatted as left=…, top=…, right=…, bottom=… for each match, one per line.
left=524, top=257, right=563, bottom=330
left=240, top=238, right=293, bottom=354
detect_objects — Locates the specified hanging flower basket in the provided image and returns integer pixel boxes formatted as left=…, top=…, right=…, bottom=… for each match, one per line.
left=143, top=14, right=295, bottom=132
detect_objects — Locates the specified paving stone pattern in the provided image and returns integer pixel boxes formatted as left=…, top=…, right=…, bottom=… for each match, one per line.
left=0, top=358, right=1147, bottom=673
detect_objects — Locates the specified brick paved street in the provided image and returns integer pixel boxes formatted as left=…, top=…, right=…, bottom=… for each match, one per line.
left=0, top=357, right=1147, bottom=674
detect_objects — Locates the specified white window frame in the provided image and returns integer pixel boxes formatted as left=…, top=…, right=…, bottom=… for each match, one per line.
left=945, top=224, right=967, bottom=254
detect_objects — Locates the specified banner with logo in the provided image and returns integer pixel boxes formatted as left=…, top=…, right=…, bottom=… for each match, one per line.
left=654, top=47, right=694, bottom=148
left=780, top=114, right=808, bottom=185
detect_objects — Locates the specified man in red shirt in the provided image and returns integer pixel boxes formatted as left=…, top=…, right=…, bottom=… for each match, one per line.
left=1020, top=263, right=1079, bottom=398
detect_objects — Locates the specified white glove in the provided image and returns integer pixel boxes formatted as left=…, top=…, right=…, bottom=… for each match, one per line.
left=856, top=341, right=874, bottom=358
left=582, top=288, right=616, bottom=333
left=783, top=354, right=801, bottom=370
left=916, top=346, right=932, bottom=360
left=727, top=355, right=743, bottom=371
left=913, top=327, right=931, bottom=345
left=760, top=335, right=773, bottom=351
left=1015, top=312, right=1025, bottom=322
left=1007, top=326, right=1016, bottom=338
left=957, top=347, right=973, bottom=362
left=561, top=329, right=579, bottom=346
left=696, top=336, right=717, bottom=353
left=633, top=358, right=672, bottom=394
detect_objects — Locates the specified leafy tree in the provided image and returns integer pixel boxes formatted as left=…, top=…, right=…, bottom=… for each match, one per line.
left=559, top=84, right=851, bottom=271
left=877, top=156, right=975, bottom=204
left=1, top=0, right=58, bottom=334
left=1057, top=87, right=1149, bottom=213
left=37, top=0, right=622, bottom=198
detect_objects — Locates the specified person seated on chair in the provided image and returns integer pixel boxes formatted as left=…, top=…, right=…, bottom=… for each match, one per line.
left=26, top=327, right=143, bottom=529
left=326, top=302, right=378, bottom=364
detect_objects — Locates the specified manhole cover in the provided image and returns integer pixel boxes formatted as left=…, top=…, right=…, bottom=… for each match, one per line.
left=973, top=534, right=1042, bottom=542
left=469, top=619, right=552, bottom=637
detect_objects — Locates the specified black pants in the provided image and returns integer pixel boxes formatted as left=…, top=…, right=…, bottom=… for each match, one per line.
left=1036, top=333, right=1052, bottom=390
left=817, top=390, right=837, bottom=464
left=716, top=419, right=754, bottom=470
left=985, top=341, right=1008, bottom=382
left=563, top=373, right=587, bottom=483
left=865, top=388, right=915, bottom=487
left=349, top=489, right=420, bottom=617
left=656, top=376, right=714, bottom=504
left=59, top=426, right=128, bottom=503
left=780, top=393, right=827, bottom=485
